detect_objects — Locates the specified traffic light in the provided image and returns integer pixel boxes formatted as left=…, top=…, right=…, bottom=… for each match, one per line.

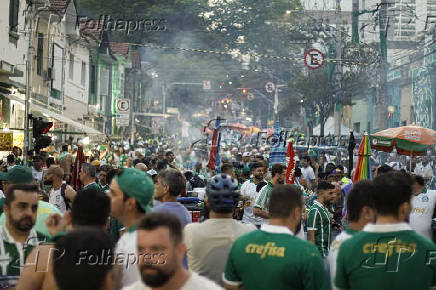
left=0, top=82, right=13, bottom=95
left=242, top=88, right=247, bottom=95
left=32, top=117, right=53, bottom=152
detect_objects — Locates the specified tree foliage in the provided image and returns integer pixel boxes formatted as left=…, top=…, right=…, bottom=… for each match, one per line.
left=287, top=67, right=334, bottom=135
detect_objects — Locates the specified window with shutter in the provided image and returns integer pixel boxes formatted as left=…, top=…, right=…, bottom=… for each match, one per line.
left=9, top=0, right=19, bottom=33
left=69, top=54, right=74, bottom=80
left=90, top=64, right=96, bottom=95
left=37, top=33, right=43, bottom=75
left=100, top=66, right=108, bottom=96
left=81, top=61, right=86, bottom=86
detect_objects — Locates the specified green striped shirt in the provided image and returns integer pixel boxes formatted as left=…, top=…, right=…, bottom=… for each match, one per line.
left=0, top=224, right=47, bottom=287
left=307, top=200, right=331, bottom=257
left=254, top=182, right=274, bottom=212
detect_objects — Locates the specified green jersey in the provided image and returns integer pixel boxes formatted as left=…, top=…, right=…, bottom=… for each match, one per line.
left=0, top=224, right=47, bottom=288
left=223, top=224, right=329, bottom=290
left=82, top=182, right=103, bottom=192
left=335, top=223, right=436, bottom=290
left=253, top=182, right=274, bottom=212
left=101, top=184, right=109, bottom=194
left=119, top=154, right=128, bottom=168
left=306, top=195, right=317, bottom=209
left=307, top=200, right=332, bottom=257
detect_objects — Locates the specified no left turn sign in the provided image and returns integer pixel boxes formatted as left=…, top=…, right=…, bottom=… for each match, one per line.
left=304, top=48, right=325, bottom=70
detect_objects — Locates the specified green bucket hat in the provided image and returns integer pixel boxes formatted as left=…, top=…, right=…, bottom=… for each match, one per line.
left=114, top=168, right=154, bottom=212
left=0, top=166, right=33, bottom=184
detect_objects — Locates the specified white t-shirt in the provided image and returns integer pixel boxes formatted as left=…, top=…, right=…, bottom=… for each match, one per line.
left=32, top=167, right=43, bottom=183
left=423, top=164, right=434, bottom=179
left=184, top=219, right=256, bottom=285
left=122, top=272, right=223, bottom=290
left=116, top=230, right=140, bottom=288
left=409, top=189, right=436, bottom=240
left=301, top=166, right=315, bottom=188
left=327, top=229, right=355, bottom=290
left=240, top=179, right=265, bottom=226
left=414, top=162, right=424, bottom=176
left=48, top=187, right=67, bottom=213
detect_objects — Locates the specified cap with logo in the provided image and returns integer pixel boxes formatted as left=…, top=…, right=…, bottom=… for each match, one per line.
left=114, top=168, right=154, bottom=212
left=0, top=166, right=34, bottom=184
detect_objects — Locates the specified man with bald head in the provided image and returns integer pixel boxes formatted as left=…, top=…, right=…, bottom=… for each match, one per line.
left=135, top=163, right=148, bottom=172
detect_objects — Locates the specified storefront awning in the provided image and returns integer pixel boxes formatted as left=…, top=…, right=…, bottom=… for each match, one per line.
left=6, top=94, right=103, bottom=135
left=32, top=103, right=103, bottom=135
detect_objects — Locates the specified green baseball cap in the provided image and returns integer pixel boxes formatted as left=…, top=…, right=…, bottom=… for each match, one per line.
left=0, top=166, right=33, bottom=184
left=114, top=168, right=154, bottom=213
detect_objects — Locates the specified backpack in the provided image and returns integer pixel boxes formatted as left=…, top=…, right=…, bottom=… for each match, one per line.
left=60, top=183, right=71, bottom=210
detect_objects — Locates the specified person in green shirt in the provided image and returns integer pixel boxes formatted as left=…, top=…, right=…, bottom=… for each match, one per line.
left=328, top=180, right=377, bottom=290
left=335, top=171, right=436, bottom=290
left=0, top=184, right=47, bottom=288
left=307, top=181, right=336, bottom=258
left=98, top=165, right=112, bottom=193
left=17, top=187, right=111, bottom=290
left=0, top=166, right=62, bottom=237
left=223, top=184, right=329, bottom=290
left=0, top=166, right=34, bottom=214
left=79, top=163, right=102, bottom=192
left=253, top=163, right=287, bottom=221
left=108, top=168, right=154, bottom=288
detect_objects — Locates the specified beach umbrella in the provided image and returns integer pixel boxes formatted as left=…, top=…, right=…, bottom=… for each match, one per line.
left=353, top=133, right=372, bottom=183
left=370, top=124, right=436, bottom=156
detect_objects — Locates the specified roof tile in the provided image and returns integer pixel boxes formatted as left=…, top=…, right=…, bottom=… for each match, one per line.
left=49, top=0, right=68, bottom=14
left=109, top=43, right=130, bottom=58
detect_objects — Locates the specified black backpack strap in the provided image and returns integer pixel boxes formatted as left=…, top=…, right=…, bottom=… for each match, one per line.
left=60, top=183, right=70, bottom=210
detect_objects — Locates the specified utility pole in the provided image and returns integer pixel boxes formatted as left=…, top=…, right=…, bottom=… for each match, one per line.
left=375, top=0, right=388, bottom=131
left=24, top=3, right=35, bottom=167
left=333, top=0, right=343, bottom=137
left=130, top=71, right=137, bottom=144
left=162, top=81, right=166, bottom=115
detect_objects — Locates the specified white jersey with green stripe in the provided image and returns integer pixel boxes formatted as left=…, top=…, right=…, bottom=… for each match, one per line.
left=307, top=200, right=332, bottom=257
left=253, top=182, right=274, bottom=212
left=253, top=182, right=274, bottom=224
left=0, top=224, right=47, bottom=288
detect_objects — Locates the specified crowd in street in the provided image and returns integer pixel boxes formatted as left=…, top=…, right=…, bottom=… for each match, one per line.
left=0, top=136, right=434, bottom=289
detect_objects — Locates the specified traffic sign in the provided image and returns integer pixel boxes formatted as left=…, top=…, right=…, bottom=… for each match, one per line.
left=116, top=114, right=130, bottom=127
left=304, top=48, right=325, bottom=70
left=116, top=99, right=130, bottom=112
left=203, top=80, right=211, bottom=90
left=265, top=82, right=275, bottom=93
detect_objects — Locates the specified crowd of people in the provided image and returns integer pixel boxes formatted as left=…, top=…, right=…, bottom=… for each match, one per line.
left=0, top=137, right=434, bottom=289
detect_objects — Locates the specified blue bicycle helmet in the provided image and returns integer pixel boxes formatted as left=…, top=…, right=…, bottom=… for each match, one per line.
left=206, top=174, right=240, bottom=211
